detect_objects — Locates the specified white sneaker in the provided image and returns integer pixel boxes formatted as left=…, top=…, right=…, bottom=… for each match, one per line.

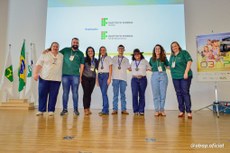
left=36, top=111, right=43, bottom=116
left=48, top=112, right=54, bottom=116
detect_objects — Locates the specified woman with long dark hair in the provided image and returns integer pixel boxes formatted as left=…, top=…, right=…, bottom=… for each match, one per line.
left=81, top=46, right=98, bottom=115
left=149, top=44, right=169, bottom=116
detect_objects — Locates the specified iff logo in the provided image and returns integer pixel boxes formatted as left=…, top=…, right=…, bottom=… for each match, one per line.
left=101, top=31, right=108, bottom=40
left=101, top=18, right=108, bottom=26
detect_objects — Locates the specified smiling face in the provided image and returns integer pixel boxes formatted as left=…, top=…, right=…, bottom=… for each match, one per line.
left=118, top=46, right=125, bottom=56
left=71, top=38, right=79, bottom=50
left=71, top=39, right=79, bottom=46
left=155, top=46, right=161, bottom=57
left=51, top=42, right=59, bottom=53
left=87, top=48, right=94, bottom=58
left=100, top=47, right=106, bottom=56
left=171, top=42, right=180, bottom=54
left=134, top=53, right=141, bottom=60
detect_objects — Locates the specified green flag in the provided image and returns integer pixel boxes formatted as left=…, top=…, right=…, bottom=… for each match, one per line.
left=1, top=47, right=14, bottom=95
left=18, top=40, right=26, bottom=92
left=5, top=65, right=14, bottom=82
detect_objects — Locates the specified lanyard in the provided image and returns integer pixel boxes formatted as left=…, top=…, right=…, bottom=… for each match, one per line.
left=135, top=60, right=141, bottom=71
left=71, top=49, right=77, bottom=57
left=157, top=59, right=160, bottom=67
left=173, top=56, right=177, bottom=63
left=118, top=56, right=124, bottom=69
left=91, top=58, right=95, bottom=66
left=101, top=56, right=106, bottom=69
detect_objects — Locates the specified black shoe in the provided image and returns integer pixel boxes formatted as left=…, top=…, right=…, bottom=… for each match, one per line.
left=60, top=109, right=68, bottom=116
left=74, top=110, right=80, bottom=116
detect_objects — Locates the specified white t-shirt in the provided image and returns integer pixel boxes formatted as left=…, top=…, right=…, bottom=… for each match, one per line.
left=36, top=52, right=63, bottom=81
left=98, top=56, right=113, bottom=73
left=112, top=56, right=130, bottom=81
left=131, top=59, right=151, bottom=76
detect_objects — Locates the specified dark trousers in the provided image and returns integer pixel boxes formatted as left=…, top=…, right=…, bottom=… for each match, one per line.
left=172, top=76, right=192, bottom=113
left=38, top=77, right=61, bottom=112
left=81, top=75, right=96, bottom=109
left=131, top=77, right=147, bottom=113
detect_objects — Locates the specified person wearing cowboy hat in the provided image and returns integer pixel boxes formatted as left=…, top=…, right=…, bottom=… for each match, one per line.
left=130, top=48, right=151, bottom=116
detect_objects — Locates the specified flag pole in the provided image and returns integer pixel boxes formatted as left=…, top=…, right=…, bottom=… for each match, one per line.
left=29, top=42, right=33, bottom=102
left=19, top=39, right=26, bottom=99
left=4, top=44, right=12, bottom=102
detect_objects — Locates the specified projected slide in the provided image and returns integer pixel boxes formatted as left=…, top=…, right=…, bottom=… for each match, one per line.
left=46, top=0, right=185, bottom=54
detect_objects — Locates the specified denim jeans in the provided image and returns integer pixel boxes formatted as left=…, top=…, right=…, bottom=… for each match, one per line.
left=62, top=75, right=80, bottom=110
left=131, top=76, right=147, bottom=113
left=98, top=73, right=109, bottom=113
left=172, top=76, right=192, bottom=113
left=151, top=72, right=168, bottom=112
left=38, top=77, right=61, bottom=112
left=112, top=79, right=127, bottom=111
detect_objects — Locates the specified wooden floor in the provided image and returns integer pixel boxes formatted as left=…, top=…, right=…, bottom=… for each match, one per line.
left=0, top=109, right=229, bottom=153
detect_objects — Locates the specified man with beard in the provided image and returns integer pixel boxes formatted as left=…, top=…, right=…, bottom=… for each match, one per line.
left=59, top=38, right=84, bottom=116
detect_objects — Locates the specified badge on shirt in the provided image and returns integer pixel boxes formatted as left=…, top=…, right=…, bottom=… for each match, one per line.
left=69, top=55, right=74, bottom=61
left=172, top=61, right=176, bottom=68
left=90, top=65, right=95, bottom=71
left=158, top=66, right=163, bottom=72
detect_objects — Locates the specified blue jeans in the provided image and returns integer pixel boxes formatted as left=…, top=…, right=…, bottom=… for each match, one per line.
left=131, top=77, right=147, bottom=113
left=172, top=76, right=192, bottom=113
left=112, top=79, right=127, bottom=111
left=38, top=77, right=61, bottom=112
left=151, top=72, right=168, bottom=112
left=62, top=75, right=80, bottom=110
left=98, top=73, right=109, bottom=113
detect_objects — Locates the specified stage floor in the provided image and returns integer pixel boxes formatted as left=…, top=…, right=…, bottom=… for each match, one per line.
left=0, top=109, right=229, bottom=153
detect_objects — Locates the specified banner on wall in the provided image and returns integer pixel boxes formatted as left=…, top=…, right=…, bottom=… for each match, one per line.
left=197, top=32, right=230, bottom=81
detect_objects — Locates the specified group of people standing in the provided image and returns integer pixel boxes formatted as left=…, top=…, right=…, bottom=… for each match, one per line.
left=34, top=38, right=193, bottom=119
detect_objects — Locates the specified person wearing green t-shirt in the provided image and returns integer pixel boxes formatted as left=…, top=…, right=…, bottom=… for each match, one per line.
left=60, top=38, right=84, bottom=116
left=169, top=41, right=193, bottom=119
left=149, top=44, right=169, bottom=117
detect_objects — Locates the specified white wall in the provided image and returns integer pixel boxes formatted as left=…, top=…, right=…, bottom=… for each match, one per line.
left=7, top=0, right=47, bottom=67
left=0, top=0, right=47, bottom=101
left=0, top=0, right=8, bottom=74
left=184, top=0, right=230, bottom=110
left=0, top=0, right=9, bottom=100
left=1, top=0, right=230, bottom=111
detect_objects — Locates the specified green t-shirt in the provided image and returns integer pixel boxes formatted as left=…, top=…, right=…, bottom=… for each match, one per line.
left=169, top=50, right=193, bottom=79
left=60, top=47, right=84, bottom=75
left=149, top=58, right=169, bottom=72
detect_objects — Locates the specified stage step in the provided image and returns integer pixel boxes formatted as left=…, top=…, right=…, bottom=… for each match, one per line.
left=0, top=99, right=35, bottom=110
left=8, top=99, right=28, bottom=103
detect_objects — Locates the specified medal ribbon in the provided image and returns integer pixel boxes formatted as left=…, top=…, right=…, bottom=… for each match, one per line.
left=101, top=56, right=106, bottom=68
left=118, top=56, right=124, bottom=68
left=135, top=60, right=141, bottom=70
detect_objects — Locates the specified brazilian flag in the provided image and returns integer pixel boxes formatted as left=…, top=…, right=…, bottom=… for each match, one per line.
left=18, top=40, right=26, bottom=92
